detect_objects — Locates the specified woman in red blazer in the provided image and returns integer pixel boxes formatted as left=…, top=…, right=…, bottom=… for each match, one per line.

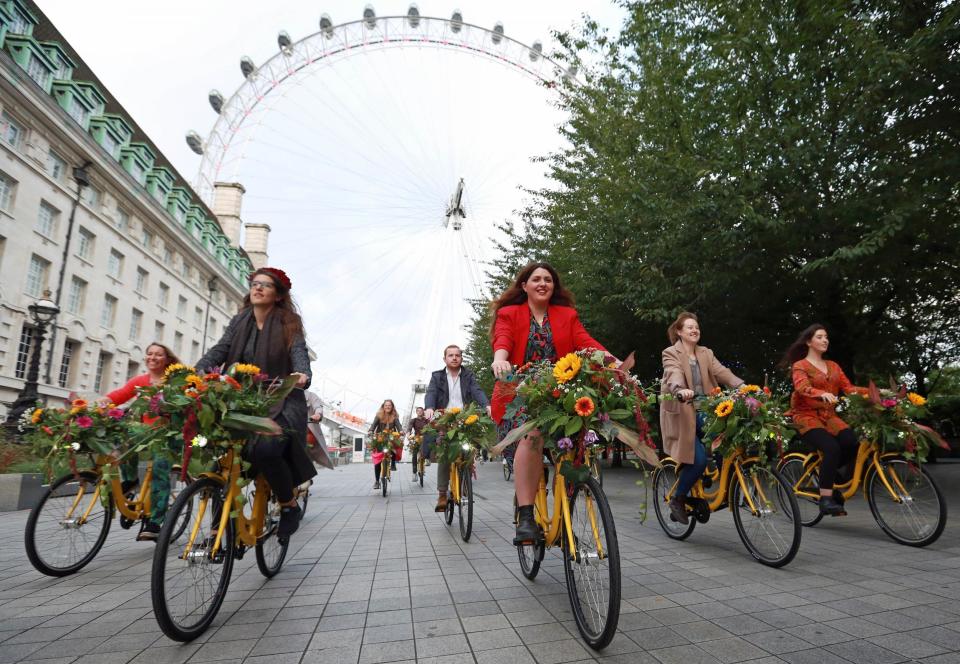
left=490, top=262, right=609, bottom=544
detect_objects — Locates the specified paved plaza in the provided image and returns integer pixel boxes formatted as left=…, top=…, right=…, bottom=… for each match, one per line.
left=1, top=460, right=959, bottom=664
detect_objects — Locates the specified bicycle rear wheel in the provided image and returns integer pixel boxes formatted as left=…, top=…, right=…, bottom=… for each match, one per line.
left=776, top=456, right=823, bottom=527
left=25, top=471, right=112, bottom=577
left=152, top=477, right=235, bottom=642
left=458, top=465, right=473, bottom=541
left=730, top=464, right=801, bottom=567
left=652, top=462, right=696, bottom=540
left=256, top=489, right=290, bottom=577
left=867, top=458, right=946, bottom=547
left=563, top=476, right=620, bottom=650
left=514, top=496, right=543, bottom=580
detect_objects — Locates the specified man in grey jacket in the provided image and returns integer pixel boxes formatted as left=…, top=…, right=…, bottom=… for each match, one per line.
left=423, top=345, right=490, bottom=512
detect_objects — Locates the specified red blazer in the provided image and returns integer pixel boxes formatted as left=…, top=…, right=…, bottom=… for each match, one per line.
left=491, top=304, right=606, bottom=423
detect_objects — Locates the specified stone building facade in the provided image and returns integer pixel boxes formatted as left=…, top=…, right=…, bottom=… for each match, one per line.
left=0, top=0, right=257, bottom=414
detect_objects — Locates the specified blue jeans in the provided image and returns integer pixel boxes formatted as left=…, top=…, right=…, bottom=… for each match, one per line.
left=675, top=412, right=707, bottom=498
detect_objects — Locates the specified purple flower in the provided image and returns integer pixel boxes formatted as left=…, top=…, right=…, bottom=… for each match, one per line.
left=881, top=398, right=898, bottom=408
left=253, top=373, right=270, bottom=384
left=745, top=397, right=760, bottom=414
left=557, top=437, right=573, bottom=450
left=148, top=393, right=165, bottom=415
left=598, top=413, right=611, bottom=423
left=76, top=415, right=93, bottom=429
left=584, top=430, right=599, bottom=445
left=107, top=408, right=124, bottom=420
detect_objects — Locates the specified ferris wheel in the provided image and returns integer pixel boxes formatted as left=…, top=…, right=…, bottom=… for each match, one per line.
left=186, top=5, right=577, bottom=417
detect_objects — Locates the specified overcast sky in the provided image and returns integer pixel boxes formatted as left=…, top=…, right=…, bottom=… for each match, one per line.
left=41, top=0, right=628, bottom=420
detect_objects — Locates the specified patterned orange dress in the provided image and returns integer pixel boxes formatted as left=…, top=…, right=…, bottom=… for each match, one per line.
left=788, top=359, right=864, bottom=436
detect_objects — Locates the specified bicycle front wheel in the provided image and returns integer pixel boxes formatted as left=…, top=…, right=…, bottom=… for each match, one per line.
left=296, top=481, right=310, bottom=520
left=25, top=471, right=112, bottom=577
left=256, top=490, right=290, bottom=577
left=458, top=465, right=473, bottom=541
left=652, top=462, right=696, bottom=540
left=776, top=456, right=823, bottom=527
left=152, top=477, right=235, bottom=642
left=514, top=495, right=543, bottom=580
left=867, top=458, right=946, bottom=547
left=730, top=464, right=801, bottom=568
left=381, top=460, right=389, bottom=497
left=167, top=466, right=194, bottom=542
left=563, top=476, right=621, bottom=650
left=503, top=460, right=511, bottom=481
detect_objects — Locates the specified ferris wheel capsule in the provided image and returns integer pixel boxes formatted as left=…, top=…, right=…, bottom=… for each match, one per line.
left=185, top=131, right=204, bottom=155
left=363, top=5, right=377, bottom=29
left=529, top=40, right=543, bottom=62
left=240, top=56, right=256, bottom=79
left=451, top=10, right=463, bottom=32
left=407, top=4, right=420, bottom=28
left=319, top=14, right=334, bottom=37
left=492, top=22, right=504, bottom=45
left=278, top=31, right=293, bottom=54
left=208, top=89, right=224, bottom=114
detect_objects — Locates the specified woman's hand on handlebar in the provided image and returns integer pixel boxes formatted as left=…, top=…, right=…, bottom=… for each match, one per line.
left=290, top=372, right=308, bottom=388
left=491, top=360, right=512, bottom=380
left=676, top=388, right=695, bottom=402
left=819, top=392, right=838, bottom=404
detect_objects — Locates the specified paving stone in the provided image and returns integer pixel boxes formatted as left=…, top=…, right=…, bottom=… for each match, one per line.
left=413, top=634, right=470, bottom=658
left=741, top=631, right=813, bottom=655
left=824, top=640, right=907, bottom=664
left=467, top=627, right=523, bottom=651
left=695, top=636, right=771, bottom=663
left=648, top=644, right=722, bottom=664
left=474, top=646, right=537, bottom=664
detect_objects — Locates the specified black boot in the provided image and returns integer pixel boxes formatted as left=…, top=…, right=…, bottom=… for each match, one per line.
left=514, top=505, right=539, bottom=545
left=669, top=497, right=689, bottom=525
left=277, top=504, right=302, bottom=541
left=819, top=495, right=846, bottom=516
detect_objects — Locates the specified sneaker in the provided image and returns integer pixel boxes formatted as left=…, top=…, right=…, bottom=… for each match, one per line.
left=137, top=521, right=161, bottom=542
left=669, top=497, right=689, bottom=525
left=373, top=481, right=381, bottom=490
left=277, top=504, right=301, bottom=541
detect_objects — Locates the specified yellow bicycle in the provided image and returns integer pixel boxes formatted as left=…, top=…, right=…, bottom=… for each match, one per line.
left=380, top=450, right=394, bottom=497
left=417, top=455, right=426, bottom=487
left=513, top=446, right=621, bottom=650
left=443, top=451, right=474, bottom=541
left=778, top=440, right=946, bottom=546
left=151, top=447, right=308, bottom=641
left=25, top=456, right=191, bottom=576
left=653, top=448, right=802, bottom=567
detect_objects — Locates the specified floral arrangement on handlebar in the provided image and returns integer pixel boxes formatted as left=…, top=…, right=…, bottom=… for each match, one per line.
left=700, top=384, right=795, bottom=467
left=368, top=430, right=402, bottom=454
left=422, top=403, right=497, bottom=465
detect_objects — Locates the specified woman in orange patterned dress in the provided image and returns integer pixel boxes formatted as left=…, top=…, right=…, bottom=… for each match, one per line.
left=781, top=324, right=865, bottom=516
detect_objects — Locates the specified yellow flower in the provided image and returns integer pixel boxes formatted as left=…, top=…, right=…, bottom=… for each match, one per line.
left=738, top=384, right=761, bottom=394
left=907, top=392, right=927, bottom=407
left=447, top=407, right=461, bottom=415
left=715, top=400, right=734, bottom=418
left=233, top=363, right=261, bottom=375
left=31, top=408, right=43, bottom=424
left=464, top=414, right=479, bottom=425
left=164, top=363, right=195, bottom=377
left=553, top=353, right=582, bottom=384
left=185, top=374, right=205, bottom=389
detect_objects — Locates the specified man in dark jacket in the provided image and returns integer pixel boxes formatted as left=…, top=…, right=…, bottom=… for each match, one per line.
left=423, top=345, right=490, bottom=512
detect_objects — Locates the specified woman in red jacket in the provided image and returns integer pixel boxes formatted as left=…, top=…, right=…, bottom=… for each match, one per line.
left=103, top=342, right=180, bottom=541
left=490, top=262, right=610, bottom=544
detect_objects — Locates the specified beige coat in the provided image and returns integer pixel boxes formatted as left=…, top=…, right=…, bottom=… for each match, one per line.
left=659, top=341, right=742, bottom=464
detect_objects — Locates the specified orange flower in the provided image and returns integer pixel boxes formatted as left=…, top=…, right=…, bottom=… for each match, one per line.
left=224, top=376, right=242, bottom=390
left=574, top=397, right=595, bottom=417
left=184, top=388, right=199, bottom=398
left=552, top=388, right=561, bottom=398
left=907, top=392, right=927, bottom=407
left=709, top=387, right=722, bottom=397
left=763, top=386, right=772, bottom=396
left=71, top=399, right=88, bottom=410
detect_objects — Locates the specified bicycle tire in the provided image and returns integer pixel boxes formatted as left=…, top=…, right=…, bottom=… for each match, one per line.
left=563, top=476, right=621, bottom=650
left=776, top=456, right=824, bottom=527
left=167, top=466, right=194, bottom=541
left=152, top=477, right=235, bottom=642
left=381, top=460, right=389, bottom=497
left=458, top=465, right=473, bottom=541
left=589, top=456, right=603, bottom=487
left=730, top=464, right=801, bottom=567
left=256, top=490, right=290, bottom=577
left=503, top=461, right=511, bottom=481
left=296, top=483, right=309, bottom=521
left=444, top=492, right=455, bottom=525
left=25, top=471, right=113, bottom=577
left=514, top=495, right=543, bottom=580
left=651, top=462, right=696, bottom=540
left=866, top=458, right=946, bottom=547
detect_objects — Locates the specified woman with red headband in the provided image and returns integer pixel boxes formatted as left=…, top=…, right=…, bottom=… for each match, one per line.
left=196, top=266, right=315, bottom=541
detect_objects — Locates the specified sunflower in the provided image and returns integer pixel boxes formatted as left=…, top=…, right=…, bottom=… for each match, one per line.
left=715, top=400, right=734, bottom=418
left=447, top=407, right=461, bottom=415
left=553, top=353, right=582, bottom=384
left=164, top=363, right=195, bottom=378
left=185, top=374, right=206, bottom=390
left=233, top=363, right=261, bottom=375
left=31, top=408, right=43, bottom=424
left=738, top=384, right=761, bottom=394
left=906, top=392, right=926, bottom=407
left=464, top=414, right=479, bottom=425
left=574, top=396, right=595, bottom=417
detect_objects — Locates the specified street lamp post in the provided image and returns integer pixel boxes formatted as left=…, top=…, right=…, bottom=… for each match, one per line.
left=6, top=290, right=61, bottom=428
left=200, top=276, right=219, bottom=354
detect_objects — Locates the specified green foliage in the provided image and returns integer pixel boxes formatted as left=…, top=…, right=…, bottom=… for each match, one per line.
left=422, top=403, right=497, bottom=464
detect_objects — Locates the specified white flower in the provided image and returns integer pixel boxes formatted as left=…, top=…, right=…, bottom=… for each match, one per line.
left=70, top=442, right=81, bottom=451
left=192, top=435, right=208, bottom=448
left=461, top=443, right=471, bottom=451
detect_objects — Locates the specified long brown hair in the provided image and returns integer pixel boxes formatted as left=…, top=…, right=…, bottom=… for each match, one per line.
left=376, top=400, right=398, bottom=425
left=778, top=323, right=827, bottom=370
left=242, top=267, right=305, bottom=347
left=488, top=262, right=575, bottom=336
left=145, top=342, right=180, bottom=368
left=667, top=312, right=699, bottom=344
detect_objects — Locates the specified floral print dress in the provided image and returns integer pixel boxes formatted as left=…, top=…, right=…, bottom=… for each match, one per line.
left=497, top=314, right=558, bottom=441
left=788, top=359, right=864, bottom=436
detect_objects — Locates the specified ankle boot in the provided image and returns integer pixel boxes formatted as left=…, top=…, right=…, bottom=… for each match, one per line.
left=435, top=491, right=448, bottom=512
left=514, top=505, right=539, bottom=545
left=819, top=495, right=846, bottom=516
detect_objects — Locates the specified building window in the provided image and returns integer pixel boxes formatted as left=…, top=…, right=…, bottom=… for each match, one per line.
left=8, top=10, right=31, bottom=35
left=174, top=331, right=183, bottom=355
left=177, top=296, right=187, bottom=319
left=101, top=132, right=119, bottom=159
left=129, top=308, right=142, bottom=341
left=126, top=360, right=139, bottom=380
left=130, top=161, right=145, bottom=184
left=47, top=151, right=67, bottom=181
left=163, top=245, right=172, bottom=264
left=26, top=254, right=49, bottom=297
left=209, top=317, right=218, bottom=340
left=180, top=260, right=190, bottom=278
left=76, top=227, right=94, bottom=261
left=81, top=185, right=100, bottom=209
left=135, top=267, right=148, bottom=294
left=158, top=282, right=170, bottom=308
left=141, top=227, right=153, bottom=249
left=154, top=321, right=165, bottom=342
left=36, top=201, right=59, bottom=237
left=26, top=55, right=51, bottom=90
left=94, top=352, right=111, bottom=392
left=0, top=171, right=15, bottom=211
left=193, top=306, right=203, bottom=328
left=58, top=340, right=76, bottom=388
left=66, top=95, right=89, bottom=126
left=2, top=112, right=23, bottom=148
left=101, top=294, right=117, bottom=327
left=116, top=207, right=130, bottom=231
left=15, top=325, right=36, bottom=379
left=191, top=340, right=199, bottom=362
left=107, top=249, right=123, bottom=279
left=65, top=276, right=86, bottom=314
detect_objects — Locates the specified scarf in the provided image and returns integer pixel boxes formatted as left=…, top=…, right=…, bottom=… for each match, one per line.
left=225, top=307, right=290, bottom=381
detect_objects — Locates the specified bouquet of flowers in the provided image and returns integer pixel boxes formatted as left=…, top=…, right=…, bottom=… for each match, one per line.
left=700, top=385, right=795, bottom=467
left=405, top=434, right=423, bottom=455
left=368, top=430, right=402, bottom=455
left=21, top=398, right=129, bottom=479
left=839, top=382, right=948, bottom=463
left=127, top=362, right=297, bottom=478
left=495, top=350, right=660, bottom=483
left=422, top=403, right=497, bottom=464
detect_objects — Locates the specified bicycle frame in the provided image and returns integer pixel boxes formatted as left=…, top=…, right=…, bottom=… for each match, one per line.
left=787, top=442, right=907, bottom=504
left=664, top=451, right=769, bottom=516
left=62, top=456, right=157, bottom=525
left=532, top=450, right=586, bottom=555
